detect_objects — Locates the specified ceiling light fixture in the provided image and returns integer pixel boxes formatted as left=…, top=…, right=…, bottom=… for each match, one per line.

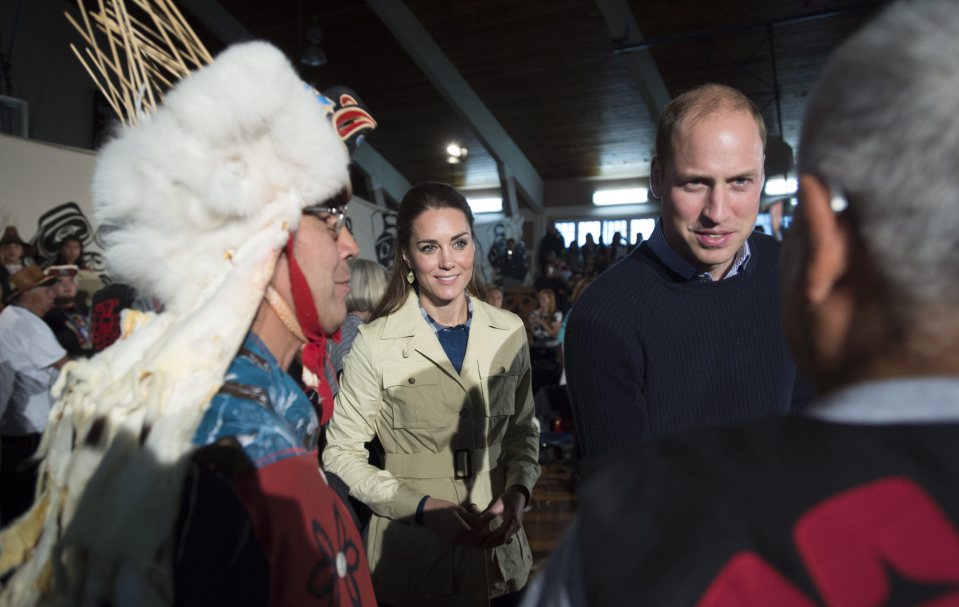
left=300, top=25, right=327, bottom=67
left=592, top=187, right=649, bottom=206
left=466, top=197, right=502, bottom=214
left=446, top=143, right=468, bottom=164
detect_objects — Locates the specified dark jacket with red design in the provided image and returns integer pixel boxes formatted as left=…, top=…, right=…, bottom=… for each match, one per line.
left=523, top=379, right=959, bottom=606
left=174, top=332, right=376, bottom=607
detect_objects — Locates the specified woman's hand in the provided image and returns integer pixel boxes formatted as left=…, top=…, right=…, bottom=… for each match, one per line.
left=422, top=497, right=487, bottom=548
left=478, top=486, right=528, bottom=549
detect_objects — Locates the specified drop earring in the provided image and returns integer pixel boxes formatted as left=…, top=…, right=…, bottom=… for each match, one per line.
left=406, top=270, right=415, bottom=284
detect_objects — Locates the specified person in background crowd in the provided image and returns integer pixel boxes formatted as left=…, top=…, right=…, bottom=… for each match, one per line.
left=528, top=289, right=561, bottom=350
left=50, top=234, right=105, bottom=299
left=528, top=288, right=563, bottom=392
left=331, top=258, right=388, bottom=377
left=579, top=233, right=598, bottom=265
left=527, top=2, right=959, bottom=603
left=499, top=237, right=529, bottom=289
left=325, top=182, right=540, bottom=607
left=537, top=222, right=565, bottom=277
left=0, top=227, right=32, bottom=304
left=0, top=266, right=69, bottom=525
left=608, top=231, right=627, bottom=264
left=51, top=234, right=86, bottom=269
left=534, top=252, right=571, bottom=315
left=42, top=265, right=92, bottom=357
left=485, top=284, right=504, bottom=309
left=564, top=82, right=809, bottom=460
left=566, top=241, right=582, bottom=274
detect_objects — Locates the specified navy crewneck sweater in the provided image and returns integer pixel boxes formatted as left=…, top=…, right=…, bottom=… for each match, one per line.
left=565, top=232, right=810, bottom=459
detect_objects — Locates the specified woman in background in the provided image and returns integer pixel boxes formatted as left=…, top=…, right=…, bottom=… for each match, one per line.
left=324, top=182, right=539, bottom=607
left=51, top=235, right=86, bottom=269
left=528, top=288, right=561, bottom=351
left=484, top=284, right=504, bottom=309
left=527, top=288, right=563, bottom=392
left=330, top=258, right=388, bottom=377
left=50, top=235, right=104, bottom=302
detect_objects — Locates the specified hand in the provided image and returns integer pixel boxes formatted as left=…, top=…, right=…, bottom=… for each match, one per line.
left=478, top=486, right=528, bottom=549
left=422, top=497, right=487, bottom=548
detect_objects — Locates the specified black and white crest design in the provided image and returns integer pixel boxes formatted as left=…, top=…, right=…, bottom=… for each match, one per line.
left=32, top=202, right=104, bottom=271
left=371, top=210, right=398, bottom=270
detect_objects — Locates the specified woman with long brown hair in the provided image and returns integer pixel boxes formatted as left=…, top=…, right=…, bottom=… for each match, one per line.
left=324, top=182, right=539, bottom=607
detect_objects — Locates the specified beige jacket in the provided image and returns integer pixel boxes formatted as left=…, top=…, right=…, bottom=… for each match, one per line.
left=323, top=292, right=540, bottom=607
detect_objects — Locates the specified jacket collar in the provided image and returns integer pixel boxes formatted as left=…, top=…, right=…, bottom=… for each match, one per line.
left=380, top=290, right=510, bottom=338
left=379, top=290, right=512, bottom=391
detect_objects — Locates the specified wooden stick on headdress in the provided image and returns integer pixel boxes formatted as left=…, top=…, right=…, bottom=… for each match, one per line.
left=65, top=0, right=213, bottom=126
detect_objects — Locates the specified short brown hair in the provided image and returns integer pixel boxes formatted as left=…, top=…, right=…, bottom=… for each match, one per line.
left=655, top=84, right=766, bottom=170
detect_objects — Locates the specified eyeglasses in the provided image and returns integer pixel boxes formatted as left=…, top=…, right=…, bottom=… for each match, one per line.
left=303, top=188, right=351, bottom=240
left=303, top=204, right=349, bottom=239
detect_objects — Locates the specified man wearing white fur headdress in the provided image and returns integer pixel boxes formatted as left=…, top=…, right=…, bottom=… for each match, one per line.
left=0, top=39, right=377, bottom=606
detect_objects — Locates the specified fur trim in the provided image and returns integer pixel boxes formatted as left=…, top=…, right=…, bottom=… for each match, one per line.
left=93, top=41, right=350, bottom=312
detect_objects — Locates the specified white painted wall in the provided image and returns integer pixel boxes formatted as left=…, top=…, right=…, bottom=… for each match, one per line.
left=0, top=134, right=96, bottom=240
left=0, top=135, right=522, bottom=287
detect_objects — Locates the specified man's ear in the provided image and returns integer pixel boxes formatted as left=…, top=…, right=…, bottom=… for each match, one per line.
left=799, top=174, right=851, bottom=306
left=650, top=157, right=663, bottom=199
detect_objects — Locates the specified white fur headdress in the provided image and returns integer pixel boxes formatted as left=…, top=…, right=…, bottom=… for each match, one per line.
left=96, top=40, right=349, bottom=312
left=0, top=35, right=355, bottom=607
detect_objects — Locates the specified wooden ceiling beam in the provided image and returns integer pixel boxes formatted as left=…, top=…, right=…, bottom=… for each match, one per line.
left=177, top=0, right=412, bottom=204
left=366, top=0, right=544, bottom=212
left=594, top=0, right=671, bottom=120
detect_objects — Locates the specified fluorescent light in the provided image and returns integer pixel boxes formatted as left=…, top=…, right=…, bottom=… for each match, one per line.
left=764, top=177, right=798, bottom=196
left=592, top=187, right=648, bottom=206
left=467, top=197, right=502, bottom=214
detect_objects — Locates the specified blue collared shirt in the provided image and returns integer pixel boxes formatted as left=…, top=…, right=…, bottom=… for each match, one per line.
left=646, top=219, right=751, bottom=282
left=419, top=295, right=473, bottom=374
left=418, top=294, right=474, bottom=332
left=194, top=332, right=319, bottom=467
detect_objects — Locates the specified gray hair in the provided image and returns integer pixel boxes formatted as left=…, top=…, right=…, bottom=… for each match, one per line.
left=345, top=258, right=388, bottom=314
left=799, top=0, right=959, bottom=307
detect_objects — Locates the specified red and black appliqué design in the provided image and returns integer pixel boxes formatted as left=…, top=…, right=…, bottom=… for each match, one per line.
left=698, top=477, right=959, bottom=606
left=307, top=501, right=365, bottom=607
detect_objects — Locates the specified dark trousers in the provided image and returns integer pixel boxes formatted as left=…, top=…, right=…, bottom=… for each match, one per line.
left=0, top=433, right=42, bottom=527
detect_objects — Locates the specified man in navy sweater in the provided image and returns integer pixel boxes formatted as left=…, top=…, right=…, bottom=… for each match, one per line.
left=565, top=83, right=809, bottom=459
left=526, top=1, right=959, bottom=604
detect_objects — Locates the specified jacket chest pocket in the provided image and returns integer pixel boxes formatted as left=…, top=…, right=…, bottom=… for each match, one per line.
left=482, top=360, right=522, bottom=417
left=383, top=366, right=445, bottom=429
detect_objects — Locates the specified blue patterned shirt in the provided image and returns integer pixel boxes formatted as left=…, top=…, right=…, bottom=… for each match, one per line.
left=194, top=332, right=319, bottom=468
